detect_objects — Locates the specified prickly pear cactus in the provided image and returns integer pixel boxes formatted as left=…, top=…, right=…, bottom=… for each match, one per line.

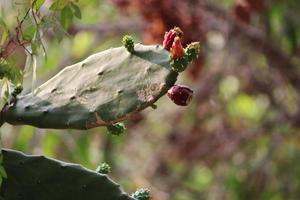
left=1, top=44, right=177, bottom=129
left=0, top=149, right=134, bottom=200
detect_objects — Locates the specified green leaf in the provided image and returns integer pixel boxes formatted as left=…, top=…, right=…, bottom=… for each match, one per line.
left=0, top=30, right=7, bottom=46
left=23, top=25, right=36, bottom=41
left=0, top=18, right=8, bottom=46
left=49, top=0, right=69, bottom=11
left=0, top=166, right=7, bottom=179
left=60, top=5, right=73, bottom=29
left=70, top=2, right=82, bottom=19
left=34, top=0, right=45, bottom=10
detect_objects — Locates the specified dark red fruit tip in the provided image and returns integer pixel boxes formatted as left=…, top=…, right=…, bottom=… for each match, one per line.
left=167, top=84, right=193, bottom=106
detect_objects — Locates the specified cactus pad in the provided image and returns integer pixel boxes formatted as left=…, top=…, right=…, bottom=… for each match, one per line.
left=1, top=44, right=177, bottom=129
left=0, top=149, right=134, bottom=200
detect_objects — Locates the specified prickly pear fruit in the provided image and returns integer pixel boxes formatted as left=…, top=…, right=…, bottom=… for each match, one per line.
left=163, top=27, right=183, bottom=50
left=170, top=37, right=185, bottom=59
left=167, top=84, right=193, bottom=106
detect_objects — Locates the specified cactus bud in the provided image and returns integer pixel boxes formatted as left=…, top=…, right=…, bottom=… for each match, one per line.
left=12, top=84, right=23, bottom=97
left=122, top=35, right=135, bottom=53
left=185, top=42, right=201, bottom=62
left=170, top=37, right=185, bottom=59
left=96, top=162, right=111, bottom=174
left=163, top=27, right=183, bottom=50
left=107, top=123, right=126, bottom=135
left=131, top=188, right=151, bottom=200
left=167, top=84, right=193, bottom=106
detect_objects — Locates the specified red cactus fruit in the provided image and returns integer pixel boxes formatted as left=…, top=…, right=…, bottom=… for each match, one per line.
left=167, top=84, right=193, bottom=106
left=170, top=37, right=185, bottom=59
left=163, top=27, right=183, bottom=50
left=163, top=30, right=177, bottom=50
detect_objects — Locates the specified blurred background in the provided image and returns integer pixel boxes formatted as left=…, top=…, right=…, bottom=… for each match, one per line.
left=1, top=0, right=300, bottom=199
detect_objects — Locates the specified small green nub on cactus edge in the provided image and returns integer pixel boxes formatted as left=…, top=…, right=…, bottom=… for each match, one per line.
left=131, top=188, right=151, bottom=200
left=96, top=162, right=111, bottom=174
left=107, top=123, right=126, bottom=136
left=122, top=35, right=135, bottom=53
left=151, top=104, right=157, bottom=109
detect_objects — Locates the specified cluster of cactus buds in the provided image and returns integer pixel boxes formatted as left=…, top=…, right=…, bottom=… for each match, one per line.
left=107, top=123, right=126, bottom=135
left=162, top=27, right=200, bottom=106
left=131, top=188, right=151, bottom=200
left=122, top=35, right=135, bottom=53
left=96, top=162, right=111, bottom=174
left=163, top=27, right=200, bottom=73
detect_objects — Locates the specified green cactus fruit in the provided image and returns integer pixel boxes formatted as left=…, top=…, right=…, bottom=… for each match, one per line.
left=185, top=42, right=201, bottom=62
left=107, top=123, right=126, bottom=136
left=1, top=44, right=178, bottom=129
left=96, top=162, right=111, bottom=174
left=0, top=149, right=134, bottom=200
left=131, top=188, right=150, bottom=200
left=122, top=35, right=135, bottom=53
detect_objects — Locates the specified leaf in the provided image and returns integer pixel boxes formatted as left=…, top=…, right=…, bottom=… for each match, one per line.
left=34, top=0, right=45, bottom=10
left=23, top=25, right=36, bottom=41
left=49, top=0, right=69, bottom=11
left=60, top=5, right=73, bottom=29
left=0, top=31, right=7, bottom=46
left=70, top=2, right=81, bottom=19
left=40, top=16, right=68, bottom=41
left=0, top=18, right=8, bottom=46
left=0, top=166, right=7, bottom=179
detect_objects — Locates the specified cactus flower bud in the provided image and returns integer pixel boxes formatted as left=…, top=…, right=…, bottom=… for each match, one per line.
left=163, top=27, right=183, bottom=50
left=96, top=162, right=111, bottom=174
left=107, top=123, right=126, bottom=135
left=122, top=35, right=135, bottom=53
left=170, top=37, right=185, bottom=59
left=131, top=188, right=151, bottom=200
left=167, top=84, right=193, bottom=106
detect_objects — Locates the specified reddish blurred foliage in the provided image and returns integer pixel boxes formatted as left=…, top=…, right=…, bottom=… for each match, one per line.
left=246, top=0, right=265, bottom=12
left=233, top=0, right=251, bottom=24
left=232, top=0, right=265, bottom=24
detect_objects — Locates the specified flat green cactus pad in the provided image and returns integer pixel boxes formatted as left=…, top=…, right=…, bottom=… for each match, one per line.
left=0, top=149, right=134, bottom=200
left=1, top=44, right=177, bottom=129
